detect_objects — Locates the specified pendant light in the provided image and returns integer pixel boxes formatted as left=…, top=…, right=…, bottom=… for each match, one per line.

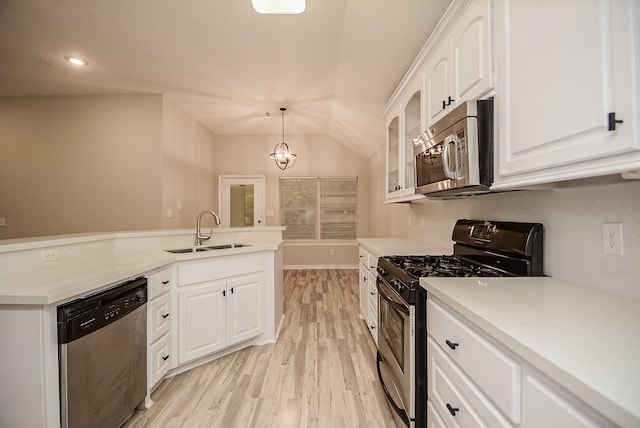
left=269, top=107, right=297, bottom=170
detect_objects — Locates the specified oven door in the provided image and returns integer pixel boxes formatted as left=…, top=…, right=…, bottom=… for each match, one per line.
left=376, top=277, right=413, bottom=427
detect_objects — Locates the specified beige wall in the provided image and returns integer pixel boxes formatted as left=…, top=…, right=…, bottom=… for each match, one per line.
left=367, top=143, right=409, bottom=237
left=211, top=134, right=370, bottom=238
left=162, top=98, right=217, bottom=229
left=0, top=95, right=163, bottom=239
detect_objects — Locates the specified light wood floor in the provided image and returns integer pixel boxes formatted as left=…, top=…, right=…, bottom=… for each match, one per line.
left=124, top=269, right=397, bottom=428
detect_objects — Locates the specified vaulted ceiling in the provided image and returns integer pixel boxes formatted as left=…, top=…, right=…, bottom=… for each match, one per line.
left=0, top=0, right=451, bottom=158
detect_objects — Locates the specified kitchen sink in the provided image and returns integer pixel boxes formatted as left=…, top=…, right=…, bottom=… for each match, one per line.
left=164, top=243, right=250, bottom=254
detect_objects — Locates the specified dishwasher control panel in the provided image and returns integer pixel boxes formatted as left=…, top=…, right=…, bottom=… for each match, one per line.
left=57, top=277, right=147, bottom=344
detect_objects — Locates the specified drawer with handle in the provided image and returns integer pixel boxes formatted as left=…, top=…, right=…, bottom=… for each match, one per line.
left=427, top=298, right=521, bottom=423
left=428, top=337, right=513, bottom=427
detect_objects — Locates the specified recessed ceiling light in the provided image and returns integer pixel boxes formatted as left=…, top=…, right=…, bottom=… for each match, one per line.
left=252, top=0, right=305, bottom=14
left=65, top=56, right=88, bottom=66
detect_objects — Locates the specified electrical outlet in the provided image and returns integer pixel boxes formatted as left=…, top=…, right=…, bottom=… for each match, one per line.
left=329, top=248, right=335, bottom=256
left=167, top=209, right=173, bottom=218
left=602, top=222, right=624, bottom=256
left=420, top=217, right=425, bottom=228
left=238, top=232, right=249, bottom=240
left=41, top=249, right=58, bottom=262
left=0, top=217, right=5, bottom=226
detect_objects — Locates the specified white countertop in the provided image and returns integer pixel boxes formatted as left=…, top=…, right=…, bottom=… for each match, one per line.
left=358, top=238, right=451, bottom=256
left=421, top=276, right=640, bottom=428
left=0, top=229, right=283, bottom=305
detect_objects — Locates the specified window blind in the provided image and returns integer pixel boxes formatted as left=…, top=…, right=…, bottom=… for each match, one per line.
left=280, top=177, right=357, bottom=240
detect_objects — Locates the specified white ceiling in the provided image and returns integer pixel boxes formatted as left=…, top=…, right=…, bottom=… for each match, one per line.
left=0, top=0, right=451, bottom=158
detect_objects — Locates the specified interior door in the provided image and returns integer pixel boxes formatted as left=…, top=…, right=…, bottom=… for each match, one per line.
left=218, top=176, right=265, bottom=227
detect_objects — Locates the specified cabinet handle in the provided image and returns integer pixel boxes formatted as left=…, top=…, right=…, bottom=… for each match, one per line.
left=359, top=255, right=364, bottom=258
left=608, top=112, right=623, bottom=131
left=223, top=290, right=226, bottom=297
left=364, top=276, right=367, bottom=282
left=161, top=313, right=170, bottom=319
left=162, top=355, right=170, bottom=361
left=161, top=280, right=170, bottom=285
left=446, top=403, right=460, bottom=416
left=445, top=339, right=459, bottom=350
left=231, top=287, right=234, bottom=294
left=370, top=291, right=375, bottom=296
left=446, top=96, right=455, bottom=106
left=442, top=100, right=447, bottom=110
left=370, top=325, right=375, bottom=330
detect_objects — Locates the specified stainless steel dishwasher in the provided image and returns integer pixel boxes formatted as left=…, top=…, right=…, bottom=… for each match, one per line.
left=57, top=277, right=147, bottom=428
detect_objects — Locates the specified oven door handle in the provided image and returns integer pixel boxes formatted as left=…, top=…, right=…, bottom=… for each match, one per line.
left=377, top=281, right=410, bottom=316
left=377, top=351, right=410, bottom=427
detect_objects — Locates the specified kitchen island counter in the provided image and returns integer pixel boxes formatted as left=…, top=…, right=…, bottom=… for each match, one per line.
left=421, top=276, right=640, bottom=427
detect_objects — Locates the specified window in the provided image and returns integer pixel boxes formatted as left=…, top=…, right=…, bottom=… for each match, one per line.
left=280, top=177, right=357, bottom=240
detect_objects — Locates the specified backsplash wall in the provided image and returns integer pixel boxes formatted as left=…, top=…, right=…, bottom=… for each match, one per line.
left=407, top=180, right=640, bottom=298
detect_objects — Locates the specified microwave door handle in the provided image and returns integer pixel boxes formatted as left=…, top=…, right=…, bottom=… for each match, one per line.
left=452, top=134, right=461, bottom=178
left=442, top=136, right=456, bottom=179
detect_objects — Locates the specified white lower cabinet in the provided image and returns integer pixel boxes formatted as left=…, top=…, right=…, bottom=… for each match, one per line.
left=522, top=374, right=612, bottom=428
left=427, top=337, right=512, bottom=428
left=427, top=296, right=615, bottom=428
left=146, top=267, right=175, bottom=390
left=358, top=245, right=379, bottom=344
left=177, top=253, right=265, bottom=365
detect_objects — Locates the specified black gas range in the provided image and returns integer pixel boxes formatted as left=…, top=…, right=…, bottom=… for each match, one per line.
left=375, top=219, right=543, bottom=428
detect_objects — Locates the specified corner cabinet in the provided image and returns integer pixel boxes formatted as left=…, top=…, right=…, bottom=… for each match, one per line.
left=384, top=0, right=494, bottom=203
left=492, top=0, right=640, bottom=189
left=177, top=253, right=265, bottom=365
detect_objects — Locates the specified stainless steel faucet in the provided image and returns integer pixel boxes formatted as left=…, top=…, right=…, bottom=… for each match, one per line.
left=195, top=210, right=221, bottom=246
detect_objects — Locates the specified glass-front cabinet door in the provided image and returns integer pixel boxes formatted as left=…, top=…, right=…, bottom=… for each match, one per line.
left=403, top=90, right=421, bottom=194
left=386, top=115, right=400, bottom=196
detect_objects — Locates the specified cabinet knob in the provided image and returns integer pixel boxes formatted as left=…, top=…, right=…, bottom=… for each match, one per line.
left=370, top=291, right=375, bottom=296
left=445, top=339, right=459, bottom=350
left=446, top=403, right=460, bottom=416
left=370, top=325, right=375, bottom=330
left=162, top=355, right=170, bottom=361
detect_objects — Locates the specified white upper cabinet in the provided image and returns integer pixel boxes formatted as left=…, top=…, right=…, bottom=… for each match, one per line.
left=385, top=76, right=426, bottom=202
left=425, top=0, right=494, bottom=125
left=384, top=0, right=493, bottom=203
left=493, top=0, right=640, bottom=188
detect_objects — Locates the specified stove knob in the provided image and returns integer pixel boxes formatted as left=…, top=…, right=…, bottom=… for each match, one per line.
left=377, top=267, right=387, bottom=276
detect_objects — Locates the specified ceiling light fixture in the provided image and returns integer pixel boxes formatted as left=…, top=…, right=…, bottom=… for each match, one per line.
left=252, top=0, right=305, bottom=14
left=65, top=56, right=87, bottom=66
left=269, top=107, right=297, bottom=170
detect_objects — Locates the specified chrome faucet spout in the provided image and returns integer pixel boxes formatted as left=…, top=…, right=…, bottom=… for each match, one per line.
left=195, top=210, right=221, bottom=246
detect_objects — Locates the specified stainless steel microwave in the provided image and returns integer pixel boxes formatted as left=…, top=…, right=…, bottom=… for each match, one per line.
left=413, top=99, right=493, bottom=198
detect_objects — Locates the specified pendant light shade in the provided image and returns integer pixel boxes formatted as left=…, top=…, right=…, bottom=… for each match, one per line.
left=269, top=107, right=297, bottom=170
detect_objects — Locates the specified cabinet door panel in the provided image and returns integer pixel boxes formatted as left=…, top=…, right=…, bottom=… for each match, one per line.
left=178, top=281, right=226, bottom=364
left=426, top=45, right=451, bottom=125
left=496, top=0, right=638, bottom=181
left=523, top=375, right=604, bottom=428
left=228, top=274, right=264, bottom=345
left=452, top=0, right=492, bottom=102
